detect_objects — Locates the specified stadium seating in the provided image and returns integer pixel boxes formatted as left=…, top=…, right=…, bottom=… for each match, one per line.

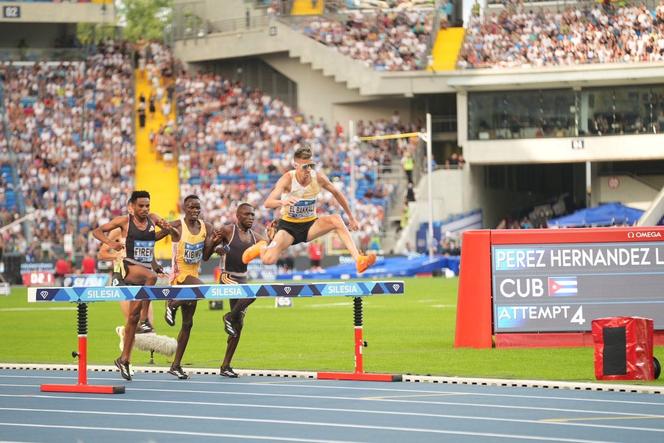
left=459, top=2, right=664, bottom=68
left=2, top=42, right=135, bottom=257
left=300, top=7, right=435, bottom=70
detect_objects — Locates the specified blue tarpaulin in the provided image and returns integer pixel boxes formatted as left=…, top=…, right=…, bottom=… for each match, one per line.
left=276, top=254, right=460, bottom=280
left=548, top=202, right=644, bottom=228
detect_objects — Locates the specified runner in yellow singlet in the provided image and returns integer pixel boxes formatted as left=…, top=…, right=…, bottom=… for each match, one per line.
left=164, top=194, right=218, bottom=379
left=242, top=145, right=376, bottom=273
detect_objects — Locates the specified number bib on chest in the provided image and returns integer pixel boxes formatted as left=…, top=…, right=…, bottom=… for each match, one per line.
left=184, top=241, right=204, bottom=264
left=288, top=199, right=316, bottom=220
left=133, top=240, right=155, bottom=263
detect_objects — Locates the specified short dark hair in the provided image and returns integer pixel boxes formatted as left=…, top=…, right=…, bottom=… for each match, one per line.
left=237, top=202, right=253, bottom=212
left=184, top=194, right=199, bottom=204
left=129, top=190, right=150, bottom=203
left=294, top=145, right=312, bottom=160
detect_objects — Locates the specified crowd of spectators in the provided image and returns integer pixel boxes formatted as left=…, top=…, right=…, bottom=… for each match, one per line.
left=459, top=1, right=664, bottom=69
left=1, top=41, right=135, bottom=259
left=1, top=40, right=420, bottom=259
left=302, top=8, right=434, bottom=71
left=173, top=70, right=404, bottom=247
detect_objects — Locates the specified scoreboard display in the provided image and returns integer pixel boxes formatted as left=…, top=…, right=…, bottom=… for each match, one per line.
left=492, top=241, right=664, bottom=333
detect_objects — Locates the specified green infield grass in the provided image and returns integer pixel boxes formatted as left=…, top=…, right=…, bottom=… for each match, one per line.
left=1, top=277, right=662, bottom=384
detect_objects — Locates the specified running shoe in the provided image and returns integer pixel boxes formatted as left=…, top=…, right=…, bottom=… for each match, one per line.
left=167, top=365, right=189, bottom=380
left=137, top=319, right=154, bottom=334
left=356, top=253, right=377, bottom=274
left=114, top=357, right=132, bottom=381
left=220, top=366, right=238, bottom=378
left=241, top=240, right=267, bottom=264
left=223, top=312, right=238, bottom=337
left=164, top=302, right=177, bottom=327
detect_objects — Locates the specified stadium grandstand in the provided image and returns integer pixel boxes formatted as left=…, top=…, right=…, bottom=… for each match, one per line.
left=2, top=3, right=664, bottom=441
left=0, top=0, right=663, bottom=272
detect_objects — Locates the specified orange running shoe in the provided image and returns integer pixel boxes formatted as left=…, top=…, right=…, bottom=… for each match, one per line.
left=242, top=240, right=267, bottom=264
left=356, top=253, right=377, bottom=274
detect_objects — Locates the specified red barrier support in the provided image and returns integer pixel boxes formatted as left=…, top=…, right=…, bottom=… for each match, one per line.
left=41, top=303, right=125, bottom=394
left=318, top=297, right=401, bottom=382
left=454, top=230, right=493, bottom=348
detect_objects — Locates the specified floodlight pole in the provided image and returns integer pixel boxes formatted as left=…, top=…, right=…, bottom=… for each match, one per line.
left=349, top=120, right=356, bottom=213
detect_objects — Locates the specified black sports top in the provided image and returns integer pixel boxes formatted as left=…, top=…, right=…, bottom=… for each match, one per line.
left=222, top=224, right=257, bottom=274
left=125, top=215, right=156, bottom=265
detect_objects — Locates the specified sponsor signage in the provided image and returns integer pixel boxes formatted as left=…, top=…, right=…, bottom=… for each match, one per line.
left=63, top=274, right=109, bottom=287
left=21, top=271, right=55, bottom=287
left=492, top=240, right=664, bottom=332
left=247, top=263, right=278, bottom=281
left=20, top=263, right=56, bottom=287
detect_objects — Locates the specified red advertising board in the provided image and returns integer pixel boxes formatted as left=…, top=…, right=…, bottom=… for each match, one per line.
left=22, top=271, right=55, bottom=287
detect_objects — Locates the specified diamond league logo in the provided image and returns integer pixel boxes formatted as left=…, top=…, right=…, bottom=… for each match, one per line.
left=162, top=288, right=170, bottom=297
left=284, top=286, right=291, bottom=295
left=392, top=284, right=400, bottom=291
left=40, top=290, right=49, bottom=299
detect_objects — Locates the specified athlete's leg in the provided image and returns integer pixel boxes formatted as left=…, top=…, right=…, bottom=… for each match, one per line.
left=259, top=230, right=294, bottom=265
left=139, top=301, right=152, bottom=324
left=306, top=214, right=361, bottom=260
left=221, top=299, right=250, bottom=374
left=119, top=265, right=158, bottom=363
left=119, top=300, right=143, bottom=363
left=119, top=301, right=130, bottom=321
left=229, top=298, right=255, bottom=323
left=170, top=275, right=201, bottom=372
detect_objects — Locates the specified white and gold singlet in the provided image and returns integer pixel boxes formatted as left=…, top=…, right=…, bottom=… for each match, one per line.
left=279, top=170, right=321, bottom=223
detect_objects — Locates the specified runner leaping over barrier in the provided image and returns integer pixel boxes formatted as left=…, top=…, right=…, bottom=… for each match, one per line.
left=28, top=280, right=405, bottom=394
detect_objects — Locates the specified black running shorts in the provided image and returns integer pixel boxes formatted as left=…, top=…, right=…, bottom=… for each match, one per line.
left=276, top=218, right=316, bottom=245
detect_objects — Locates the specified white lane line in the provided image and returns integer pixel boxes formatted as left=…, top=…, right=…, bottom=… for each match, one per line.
left=0, top=423, right=359, bottom=443
left=0, top=411, right=614, bottom=442
left=0, top=308, right=75, bottom=312
left=0, top=396, right=663, bottom=434
left=2, top=388, right=664, bottom=435
left=3, top=383, right=664, bottom=417
left=2, top=374, right=663, bottom=407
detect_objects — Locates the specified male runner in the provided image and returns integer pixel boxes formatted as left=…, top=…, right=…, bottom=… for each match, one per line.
left=206, top=203, right=266, bottom=378
left=163, top=194, right=217, bottom=379
left=92, top=190, right=173, bottom=381
left=97, top=222, right=154, bottom=330
left=242, top=145, right=376, bottom=273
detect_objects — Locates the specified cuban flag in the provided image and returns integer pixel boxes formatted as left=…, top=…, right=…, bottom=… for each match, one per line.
left=548, top=276, right=578, bottom=296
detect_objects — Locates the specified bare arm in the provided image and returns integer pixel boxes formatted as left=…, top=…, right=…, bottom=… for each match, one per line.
left=264, top=173, right=298, bottom=209
left=97, top=228, right=123, bottom=261
left=150, top=213, right=177, bottom=241
left=167, top=219, right=183, bottom=243
left=203, top=224, right=232, bottom=261
left=92, top=215, right=129, bottom=251
left=318, top=172, right=359, bottom=231
left=254, top=229, right=268, bottom=243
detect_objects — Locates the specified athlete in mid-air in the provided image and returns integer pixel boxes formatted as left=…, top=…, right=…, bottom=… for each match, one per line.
left=242, top=145, right=376, bottom=273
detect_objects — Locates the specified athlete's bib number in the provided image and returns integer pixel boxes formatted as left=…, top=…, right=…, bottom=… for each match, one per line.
left=133, top=240, right=154, bottom=263
left=184, top=242, right=204, bottom=264
left=288, top=199, right=316, bottom=219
